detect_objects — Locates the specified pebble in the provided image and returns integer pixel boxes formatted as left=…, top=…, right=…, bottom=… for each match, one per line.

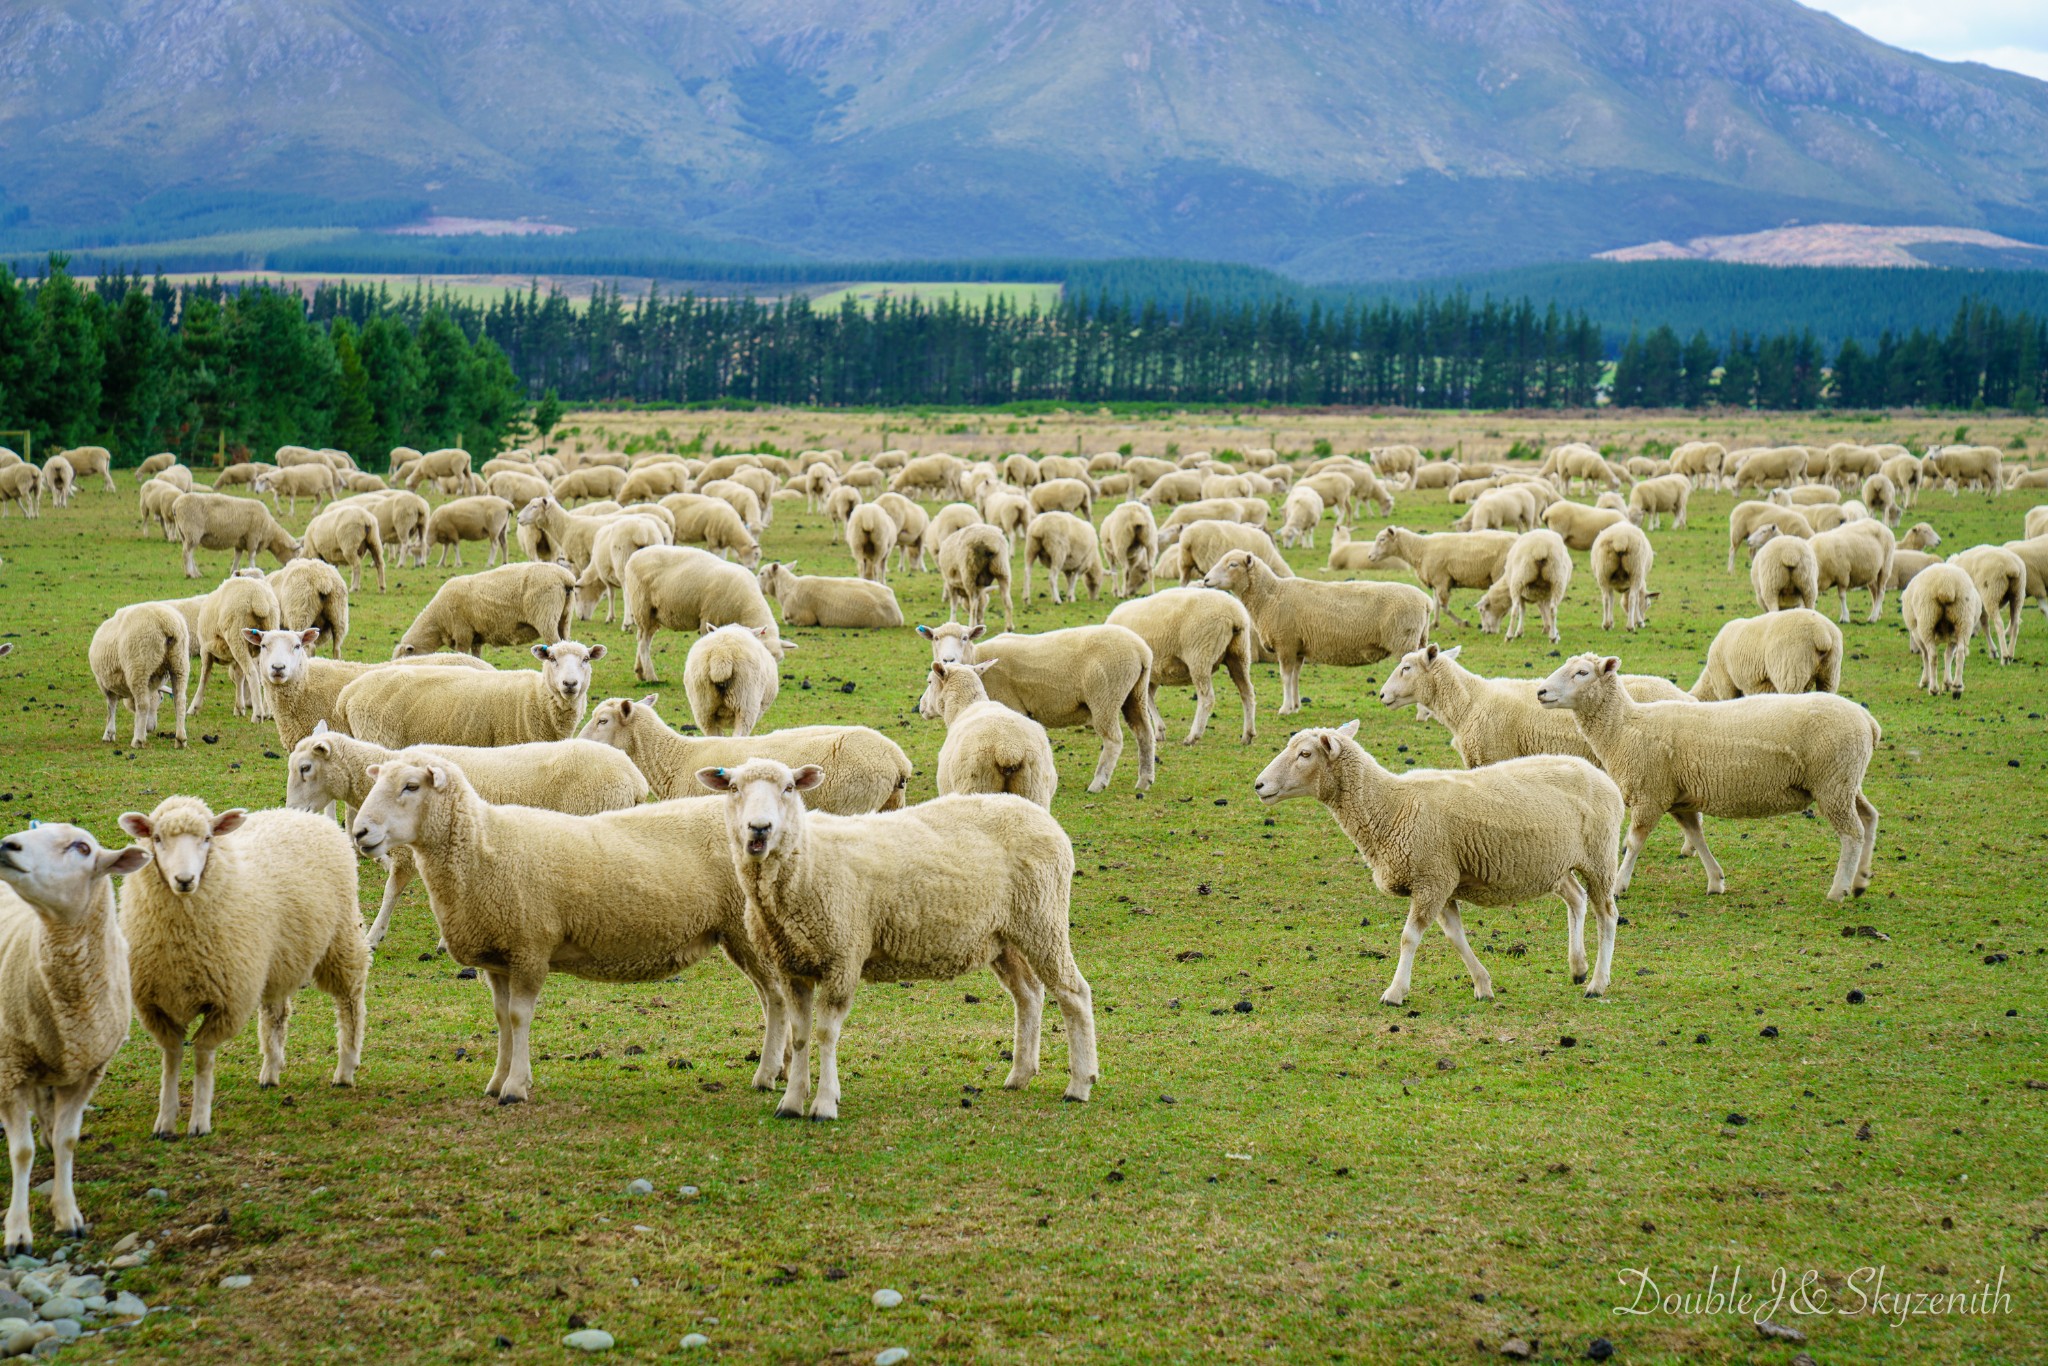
left=562, top=1328, right=614, bottom=1351
left=14, top=1279, right=48, bottom=1307
left=677, top=1185, right=699, bottom=1198
left=871, top=1288, right=903, bottom=1309
left=218, top=1275, right=253, bottom=1290
left=108, top=1253, right=148, bottom=1270
left=46, top=1319, right=79, bottom=1342
left=876, top=1350, right=911, bottom=1366
left=57, top=1276, right=101, bottom=1300
left=680, top=1333, right=709, bottom=1348
left=81, top=1296, right=104, bottom=1313
left=36, top=1296, right=83, bottom=1322
left=631, top=1226, right=654, bottom=1235
left=145, top=1189, right=169, bottom=1202
left=0, top=1289, right=27, bottom=1317
left=1757, top=1319, right=1805, bottom=1342
left=108, top=1292, right=146, bottom=1319
left=1, top=1324, right=53, bottom=1356
left=429, top=1248, right=448, bottom=1259
left=0, top=1319, right=26, bottom=1337
left=626, top=1179, right=654, bottom=1195
left=109, top=1234, right=139, bottom=1256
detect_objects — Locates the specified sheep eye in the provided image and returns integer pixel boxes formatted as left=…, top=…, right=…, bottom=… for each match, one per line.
left=403, top=782, right=419, bottom=794
left=69, top=841, right=88, bottom=856
left=783, top=785, right=794, bottom=793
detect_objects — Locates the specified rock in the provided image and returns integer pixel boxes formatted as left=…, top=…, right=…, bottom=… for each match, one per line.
left=0, top=1290, right=27, bottom=1318
left=81, top=1296, right=104, bottom=1313
left=1499, top=1339, right=1534, bottom=1360
left=876, top=1351, right=911, bottom=1366
left=677, top=1185, right=699, bottom=1198
left=626, top=1179, right=654, bottom=1196
left=36, top=1296, right=83, bottom=1322
left=30, top=1339, right=61, bottom=1360
left=562, top=1329, right=614, bottom=1351
left=218, top=1275, right=253, bottom=1290
left=107, top=1292, right=146, bottom=1320
left=871, top=1288, right=903, bottom=1309
left=1, top=1324, right=53, bottom=1356
left=680, top=1333, right=709, bottom=1348
left=1757, top=1320, right=1806, bottom=1342
left=0, top=1319, right=26, bottom=1338
left=1791, top=1355, right=1817, bottom=1366
left=145, top=1189, right=168, bottom=1202
left=45, top=1319, right=79, bottom=1342
left=13, top=1279, right=48, bottom=1307
left=109, top=1234, right=139, bottom=1256
left=1585, top=1338, right=1614, bottom=1361
left=56, top=1276, right=100, bottom=1300
left=108, top=1253, right=147, bottom=1270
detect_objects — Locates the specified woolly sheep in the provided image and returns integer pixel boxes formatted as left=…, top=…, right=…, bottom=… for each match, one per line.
left=171, top=491, right=299, bottom=579
left=1809, top=520, right=1896, bottom=622
left=916, top=660, right=1059, bottom=807
left=1323, top=460, right=1396, bottom=516
left=1278, top=486, right=1325, bottom=548
left=1178, top=520, right=1293, bottom=588
left=58, top=445, right=115, bottom=492
left=1202, top=549, right=1431, bottom=714
left=919, top=621, right=1155, bottom=793
left=1860, top=472, right=1901, bottom=526
left=685, top=623, right=786, bottom=737
left=1926, top=445, right=2002, bottom=497
left=1368, top=527, right=1514, bottom=626
left=657, top=493, right=760, bottom=567
left=1670, top=441, right=1725, bottom=490
left=1749, top=528, right=1820, bottom=612
left=1727, top=501, right=1813, bottom=571
left=552, top=465, right=628, bottom=506
left=1588, top=521, right=1655, bottom=631
left=0, top=463, right=39, bottom=518
left=252, top=461, right=338, bottom=516
left=758, top=562, right=902, bottom=628
left=396, top=562, right=577, bottom=657
left=2001, top=537, right=2048, bottom=621
left=1902, top=564, right=1982, bottom=695
left=515, top=496, right=610, bottom=571
left=1156, top=498, right=1258, bottom=548
left=268, top=557, right=350, bottom=660
left=1107, top=587, right=1256, bottom=745
left=824, top=484, right=863, bottom=528
left=340, top=640, right=604, bottom=747
left=39, top=455, right=74, bottom=508
left=193, top=573, right=281, bottom=719
left=1475, top=528, right=1572, bottom=643
left=937, top=525, right=1015, bottom=632
left=136, top=451, right=177, bottom=481
left=1537, top=501, right=1629, bottom=552
left=1254, top=720, right=1624, bottom=1002
left=1370, top=445, right=1419, bottom=486
left=572, top=513, right=671, bottom=626
left=89, top=603, right=189, bottom=747
left=1324, top=525, right=1379, bottom=572
left=1022, top=510, right=1102, bottom=604
left=1627, top=473, right=1691, bottom=530
left=698, top=758, right=1095, bottom=1119
left=1730, top=445, right=1808, bottom=490
left=845, top=503, right=899, bottom=584
left=921, top=502, right=981, bottom=565
left=425, top=495, right=514, bottom=568
left=303, top=503, right=388, bottom=593
left=2028, top=507, right=2048, bottom=541
left=0, top=822, right=146, bottom=1253
left=624, top=546, right=777, bottom=682
left=1882, top=453, right=1925, bottom=507
left=286, top=723, right=647, bottom=944
left=1536, top=654, right=1880, bottom=900
left=337, top=489, right=429, bottom=566
left=1689, top=609, right=1843, bottom=700
left=698, top=478, right=766, bottom=532
left=890, top=453, right=965, bottom=500
left=1949, top=544, right=2026, bottom=663
left=1099, top=502, right=1157, bottom=597
left=210, top=461, right=275, bottom=490
left=117, top=798, right=366, bottom=1135
left=873, top=492, right=929, bottom=571
left=617, top=463, right=692, bottom=505
left=250, top=627, right=492, bottom=750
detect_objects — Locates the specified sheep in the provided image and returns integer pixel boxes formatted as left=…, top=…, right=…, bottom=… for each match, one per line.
left=624, top=546, right=778, bottom=682
left=1670, top=441, right=1725, bottom=490
left=138, top=477, right=186, bottom=537
left=981, top=487, right=1032, bottom=544
left=889, top=453, right=964, bottom=500
left=1926, top=445, right=2002, bottom=497
left=1538, top=501, right=1631, bottom=552
left=515, top=496, right=607, bottom=571
left=1098, top=502, right=1157, bottom=597
left=1627, top=473, right=1691, bottom=530
left=1536, top=654, right=1880, bottom=900
left=2029, top=507, right=2048, bottom=541
left=193, top=573, right=281, bottom=719
left=937, top=525, right=1015, bottom=632
left=872, top=492, right=928, bottom=571
left=758, top=562, right=902, bottom=628
left=1141, top=471, right=1206, bottom=508
left=148, top=463, right=195, bottom=494
left=845, top=503, right=899, bottom=584
left=921, top=502, right=981, bottom=565
left=1253, top=720, right=1624, bottom=1002
left=697, top=757, right=1094, bottom=1119
left=657, top=493, right=760, bottom=567
left=1727, top=502, right=1813, bottom=571
left=1178, top=520, right=1293, bottom=587
left=1156, top=498, right=1258, bottom=547
left=1106, top=588, right=1256, bottom=745
left=136, top=450, right=177, bottom=481
left=1882, top=453, right=1926, bottom=507
left=170, top=491, right=299, bottom=579
left=39, top=454, right=74, bottom=508
left=339, top=640, right=605, bottom=747
left=1823, top=443, right=1884, bottom=489
left=58, top=445, right=115, bottom=492
left=699, top=478, right=766, bottom=532
left=0, top=463, right=40, bottom=518
left=116, top=798, right=366, bottom=1136
left=252, top=462, right=337, bottom=516
left=1022, top=511, right=1102, bottom=604
left=425, top=495, right=514, bottom=568
left=684, top=623, right=785, bottom=737
left=0, top=822, right=145, bottom=1254
left=1474, top=529, right=1572, bottom=643
left=1749, top=528, right=1820, bottom=612
left=1411, top=460, right=1459, bottom=490
left=90, top=603, right=190, bottom=747
left=916, top=660, right=1059, bottom=806
left=338, top=489, right=430, bottom=566
left=1902, top=564, right=1982, bottom=694
left=572, top=513, right=671, bottom=625
left=286, top=724, right=647, bottom=945
left=1369, top=444, right=1419, bottom=486
left=919, top=621, right=1155, bottom=793
left=1201, top=549, right=1432, bottom=714
left=1809, top=520, right=1896, bottom=623
left=210, top=461, right=275, bottom=490
left=1378, top=643, right=1690, bottom=770
left=268, top=557, right=350, bottom=659
left=1588, top=521, right=1655, bottom=631
left=1860, top=472, right=1901, bottom=526
left=1949, top=545, right=2027, bottom=663
left=1730, top=445, right=1808, bottom=491
left=303, top=503, right=388, bottom=592
left=1277, top=486, right=1325, bottom=548
left=396, top=561, right=577, bottom=658
left=250, top=627, right=493, bottom=749
left=2002, top=537, right=2048, bottom=622
left=1324, top=525, right=1381, bottom=572
left=1689, top=610, right=1843, bottom=700
left=617, top=463, right=692, bottom=505
left=399, top=447, right=472, bottom=491
left=1324, top=460, right=1397, bottom=516
left=1367, top=527, right=1514, bottom=626
left=823, top=484, right=863, bottom=529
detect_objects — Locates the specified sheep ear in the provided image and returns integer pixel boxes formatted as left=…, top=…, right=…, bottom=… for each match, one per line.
left=636, top=693, right=658, bottom=710
left=930, top=661, right=949, bottom=679
left=585, top=643, right=606, bottom=662
left=1423, top=643, right=1439, bottom=661
left=426, top=764, right=450, bottom=790
left=312, top=719, right=329, bottom=735
left=791, top=765, right=825, bottom=791
left=365, top=764, right=381, bottom=782
left=916, top=624, right=934, bottom=639
left=699, top=619, right=719, bottom=635
left=118, top=812, right=153, bottom=840
left=300, top=627, right=321, bottom=646
left=310, top=737, right=332, bottom=757
left=211, top=809, right=248, bottom=837
left=531, top=643, right=552, bottom=661
left=754, top=625, right=772, bottom=640
left=242, top=627, right=264, bottom=646
left=1600, top=657, right=1621, bottom=675
left=1337, top=719, right=1360, bottom=739
left=103, top=844, right=151, bottom=876
left=968, top=660, right=997, bottom=676
left=697, top=767, right=736, bottom=793
left=967, top=625, right=986, bottom=641
left=777, top=638, right=798, bottom=652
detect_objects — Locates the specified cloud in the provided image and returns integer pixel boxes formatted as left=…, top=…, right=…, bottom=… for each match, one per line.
left=1802, top=1, right=2048, bottom=82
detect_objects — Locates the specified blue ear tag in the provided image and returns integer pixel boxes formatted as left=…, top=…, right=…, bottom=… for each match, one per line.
left=28, top=820, right=39, bottom=829
left=715, top=768, right=726, bottom=778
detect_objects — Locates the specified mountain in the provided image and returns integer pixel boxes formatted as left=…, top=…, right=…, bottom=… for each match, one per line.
left=5, top=0, right=2048, bottom=280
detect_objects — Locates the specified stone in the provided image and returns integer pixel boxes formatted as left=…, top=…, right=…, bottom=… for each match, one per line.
left=1757, top=1320, right=1806, bottom=1343
left=680, top=1333, right=709, bottom=1348
left=107, top=1293, right=146, bottom=1320
left=0, top=1290, right=27, bottom=1318
left=876, top=1350, right=911, bottom=1366
left=871, top=1288, right=903, bottom=1309
left=677, top=1186, right=699, bottom=1199
left=13, top=1279, right=48, bottom=1307
left=562, top=1329, right=614, bottom=1351
left=0, top=1320, right=26, bottom=1338
left=109, top=1234, right=139, bottom=1256
left=81, top=1296, right=105, bottom=1313
left=1499, top=1339, right=1535, bottom=1360
left=218, top=1275, right=253, bottom=1290
left=626, top=1179, right=654, bottom=1196
left=145, top=1189, right=168, bottom=1202
left=36, top=1296, right=83, bottom=1321
left=1, top=1323, right=53, bottom=1356
left=45, top=1319, right=79, bottom=1342
left=108, top=1253, right=147, bottom=1270
left=1585, top=1340, right=1614, bottom=1362
left=57, top=1276, right=101, bottom=1300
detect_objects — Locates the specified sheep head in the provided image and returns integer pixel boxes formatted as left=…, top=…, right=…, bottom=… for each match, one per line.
left=119, top=798, right=244, bottom=896
left=1253, top=721, right=1360, bottom=804
left=697, top=758, right=823, bottom=861
left=1535, top=654, right=1619, bottom=710
left=352, top=757, right=451, bottom=859
left=0, top=822, right=148, bottom=923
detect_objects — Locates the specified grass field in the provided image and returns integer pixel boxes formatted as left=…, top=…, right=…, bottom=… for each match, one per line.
left=2, top=428, right=2044, bottom=1363
left=807, top=283, right=1063, bottom=314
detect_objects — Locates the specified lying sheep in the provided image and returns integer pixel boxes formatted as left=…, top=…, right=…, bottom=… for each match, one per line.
left=1100, top=502, right=1158, bottom=597
left=1902, top=564, right=1981, bottom=695
left=340, top=641, right=604, bottom=746
left=194, top=573, right=281, bottom=719
left=1254, top=720, right=1624, bottom=1002
left=917, top=660, right=1058, bottom=807
left=1589, top=521, right=1655, bottom=631
left=758, top=562, right=902, bottom=628
left=1368, top=527, right=1514, bottom=626
left=1750, top=528, right=1820, bottom=612
left=303, top=503, right=388, bottom=593
left=251, top=628, right=492, bottom=749
left=920, top=621, right=1155, bottom=793
left=685, top=623, right=785, bottom=737
left=1475, top=529, right=1572, bottom=643
left=845, top=503, right=899, bottom=584
left=698, top=758, right=1095, bottom=1119
left=1689, top=610, right=1843, bottom=700
left=269, top=558, right=350, bottom=659
left=426, top=495, right=514, bottom=568
left=1107, top=588, right=1256, bottom=745
left=1203, top=549, right=1431, bottom=715
left=1536, top=654, right=1880, bottom=901
left=623, top=546, right=778, bottom=683
left=1325, top=525, right=1380, bottom=572
left=1949, top=544, right=2026, bottom=662
left=89, top=603, right=189, bottom=746
left=937, top=525, right=1015, bottom=632
left=286, top=723, right=647, bottom=945
left=118, top=798, right=367, bottom=1135
left=171, top=492, right=300, bottom=579
left=1023, top=510, right=1102, bottom=603
left=580, top=694, right=908, bottom=811
left=0, top=822, right=146, bottom=1253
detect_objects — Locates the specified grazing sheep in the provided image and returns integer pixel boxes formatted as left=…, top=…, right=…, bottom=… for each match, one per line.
left=268, top=558, right=350, bottom=659
left=1536, top=654, right=1880, bottom=901
left=921, top=502, right=981, bottom=566
left=617, top=462, right=692, bottom=505
left=0, top=463, right=40, bottom=518
left=1730, top=445, right=1808, bottom=491
left=698, top=758, right=1095, bottom=1119
left=253, top=462, right=338, bottom=516
left=2028, top=507, right=2048, bottom=541
left=1902, top=564, right=1982, bottom=695
left=919, top=621, right=1155, bottom=793
left=1949, top=545, right=2027, bottom=662
left=341, top=641, right=604, bottom=746
left=148, top=463, right=195, bottom=493
left=0, top=822, right=145, bottom=1253
left=1277, top=486, right=1325, bottom=549
left=515, top=496, right=616, bottom=572
left=572, top=514, right=671, bottom=626
left=845, top=503, right=899, bottom=584
left=1202, top=549, right=1431, bottom=715
left=1178, top=520, right=1293, bottom=587
left=2001, top=537, right=2048, bottom=622
left=758, top=562, right=902, bottom=628
left=426, top=495, right=514, bottom=568
left=580, top=695, right=908, bottom=811
left=89, top=603, right=189, bottom=747
left=136, top=450, right=178, bottom=481
left=1822, top=443, right=1884, bottom=488
left=1926, top=445, right=2002, bottom=497
left=1475, top=529, right=1572, bottom=643
left=39, top=455, right=74, bottom=508
left=1107, top=588, right=1256, bottom=745
left=1023, top=511, right=1102, bottom=604
left=170, top=492, right=300, bottom=579
left=1028, top=477, right=1095, bottom=520
left=872, top=492, right=929, bottom=571
left=917, top=660, right=1058, bottom=806
left=138, top=477, right=188, bottom=538
left=1368, top=527, right=1515, bottom=626
left=1627, top=473, right=1691, bottom=530
left=890, top=454, right=965, bottom=501
left=685, top=623, right=785, bottom=738
left=1254, top=720, right=1624, bottom=1002
left=1100, top=502, right=1158, bottom=597
left=1370, top=445, right=1420, bottom=487
left=117, top=798, right=367, bottom=1136
left=193, top=574, right=281, bottom=719
left=287, top=724, right=647, bottom=945
left=1881, top=453, right=1925, bottom=507
left=1670, top=441, right=1725, bottom=490
left=698, top=479, right=766, bottom=532
left=1455, top=486, right=1533, bottom=533
left=1749, top=528, right=1820, bottom=612
left=338, top=489, right=430, bottom=566
left=1860, top=472, right=1901, bottom=526
left=1728, top=502, right=1813, bottom=572
left=552, top=465, right=628, bottom=505
left=58, top=445, right=115, bottom=492
left=937, top=525, right=1015, bottom=632
left=395, top=562, right=577, bottom=658
left=211, top=461, right=275, bottom=490
left=623, top=546, right=777, bottom=682
left=1689, top=610, right=1843, bottom=700
left=1589, top=521, right=1655, bottom=631
left=657, top=493, right=760, bottom=567
left=488, top=469, right=553, bottom=509
left=250, top=628, right=493, bottom=749
left=824, top=484, right=863, bottom=529
left=1157, top=498, right=1259, bottom=548
left=1324, top=460, right=1397, bottom=516
left=1809, top=520, right=1896, bottom=623
left=303, top=503, right=388, bottom=593
left=1298, top=471, right=1358, bottom=526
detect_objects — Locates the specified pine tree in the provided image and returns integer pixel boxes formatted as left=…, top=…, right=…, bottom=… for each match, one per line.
left=533, top=388, right=563, bottom=451
left=330, top=318, right=379, bottom=460
left=27, top=256, right=104, bottom=450
left=98, top=285, right=169, bottom=458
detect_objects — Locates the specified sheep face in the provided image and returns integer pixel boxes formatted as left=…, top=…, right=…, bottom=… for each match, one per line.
left=1534, top=654, right=1619, bottom=710
left=118, top=801, right=246, bottom=896
left=1200, top=551, right=1256, bottom=594
left=249, top=627, right=322, bottom=686
left=516, top=496, right=556, bottom=526
left=697, top=758, right=823, bottom=859
left=1252, top=721, right=1361, bottom=804
left=0, top=823, right=148, bottom=922
left=352, top=760, right=446, bottom=859
left=286, top=724, right=345, bottom=811
left=1367, top=528, right=1402, bottom=564
left=916, top=660, right=993, bottom=720
left=916, top=621, right=983, bottom=664
left=1379, top=645, right=1457, bottom=710
left=532, top=640, right=605, bottom=703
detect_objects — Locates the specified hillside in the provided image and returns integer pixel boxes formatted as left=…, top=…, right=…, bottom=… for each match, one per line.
left=4, top=0, right=2048, bottom=279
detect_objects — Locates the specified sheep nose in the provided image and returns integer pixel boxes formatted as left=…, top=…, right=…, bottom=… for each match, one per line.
left=749, top=822, right=773, bottom=837
left=173, top=875, right=195, bottom=893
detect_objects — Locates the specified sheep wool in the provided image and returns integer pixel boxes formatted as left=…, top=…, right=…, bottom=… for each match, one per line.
left=339, top=640, right=605, bottom=747
left=917, top=660, right=1059, bottom=807
left=579, top=695, right=910, bottom=810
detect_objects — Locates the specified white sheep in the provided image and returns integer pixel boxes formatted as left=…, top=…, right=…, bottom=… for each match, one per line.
left=193, top=573, right=281, bottom=719
left=572, top=514, right=672, bottom=626
left=253, top=462, right=337, bottom=516
left=1749, top=528, right=1820, bottom=612
left=0, top=464, right=40, bottom=518
left=1949, top=544, right=2026, bottom=663
left=59, top=445, right=116, bottom=492
left=1536, top=654, right=1880, bottom=901
left=249, top=627, right=493, bottom=750
left=1901, top=564, right=1981, bottom=695
left=698, top=758, right=1095, bottom=1120
left=685, top=624, right=786, bottom=737
left=1627, top=473, right=1691, bottom=530
left=873, top=492, right=929, bottom=571
left=622, top=546, right=778, bottom=683
left=1178, top=519, right=1293, bottom=586
left=425, top=495, right=514, bottom=568
left=1474, top=529, right=1572, bottom=643
left=1023, top=511, right=1102, bottom=603
left=1670, top=441, right=1725, bottom=489
left=845, top=503, right=899, bottom=584
left=338, top=641, right=605, bottom=747
left=1810, top=520, right=1896, bottom=623
left=1689, top=610, right=1843, bottom=700
left=1100, top=502, right=1158, bottom=597
left=1028, top=477, right=1095, bottom=519
left=1926, top=445, right=2002, bottom=496
left=921, top=502, right=981, bottom=566
left=117, top=798, right=367, bottom=1136
left=1254, top=721, right=1624, bottom=1003
left=758, top=562, right=903, bottom=628
left=1368, top=527, right=1515, bottom=626
left=1589, top=521, right=1655, bottom=631
left=2024, top=507, right=2048, bottom=541
left=269, top=557, right=350, bottom=659
left=303, top=503, right=388, bottom=592
left=1107, top=588, right=1257, bottom=745
left=89, top=602, right=189, bottom=747
left=39, top=455, right=74, bottom=509
left=1202, top=549, right=1431, bottom=715
left=1278, top=486, right=1325, bottom=548
left=936, top=525, right=1015, bottom=632
left=395, top=562, right=578, bottom=658
left=0, top=822, right=146, bottom=1254
left=1860, top=472, right=1901, bottom=526
left=170, top=492, right=299, bottom=579
left=917, top=660, right=1059, bottom=807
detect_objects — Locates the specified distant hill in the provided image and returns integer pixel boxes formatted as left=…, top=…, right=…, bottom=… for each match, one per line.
left=5, top=0, right=2048, bottom=279
left=1597, top=225, right=2048, bottom=269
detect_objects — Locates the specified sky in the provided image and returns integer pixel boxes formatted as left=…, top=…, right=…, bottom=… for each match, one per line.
left=1802, top=1, right=2048, bottom=82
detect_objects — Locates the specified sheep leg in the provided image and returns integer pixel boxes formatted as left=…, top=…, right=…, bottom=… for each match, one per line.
left=1224, top=645, right=1256, bottom=744
left=1435, top=587, right=1470, bottom=627
left=1435, top=902, right=1494, bottom=1001
left=1185, top=672, right=1215, bottom=745
left=483, top=970, right=515, bottom=1097
left=1556, top=876, right=1589, bottom=983
left=1085, top=708, right=1124, bottom=794
left=255, top=997, right=292, bottom=1087
left=746, top=972, right=790, bottom=1091
left=1581, top=875, right=1619, bottom=998
left=774, top=978, right=816, bottom=1120
left=493, top=970, right=545, bottom=1104
left=634, top=625, right=660, bottom=683
left=39, top=1078, right=86, bottom=1238
left=313, top=936, right=368, bottom=1087
left=101, top=691, right=120, bottom=743
left=2, top=1092, right=34, bottom=1255
left=1865, top=584, right=1885, bottom=625
left=1278, top=650, right=1304, bottom=715
left=1599, top=588, right=1616, bottom=632
left=1615, top=808, right=1663, bottom=895
left=188, top=653, right=214, bottom=716
left=1379, top=895, right=1442, bottom=1006
left=1125, top=686, right=1157, bottom=792
left=1540, top=598, right=1560, bottom=644
left=800, top=986, right=850, bottom=1119
left=990, top=945, right=1045, bottom=1089
left=1672, top=811, right=1724, bottom=893
left=1043, top=957, right=1097, bottom=1103
left=1145, top=682, right=1167, bottom=745
left=188, top=1042, right=219, bottom=1137
left=365, top=853, right=413, bottom=947
left=1853, top=794, right=1879, bottom=893
left=1819, top=790, right=1869, bottom=902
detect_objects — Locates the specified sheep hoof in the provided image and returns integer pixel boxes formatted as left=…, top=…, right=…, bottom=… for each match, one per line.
left=1378, top=991, right=1406, bottom=1007
left=57, top=1223, right=86, bottom=1241
left=3, top=1239, right=28, bottom=1257
left=331, top=1078, right=354, bottom=1088
left=1583, top=987, right=1605, bottom=1000
left=258, top=1080, right=277, bottom=1090
left=1571, top=972, right=1588, bottom=985
left=495, top=1094, right=524, bottom=1107
left=151, top=1129, right=179, bottom=1142
left=774, top=1106, right=804, bottom=1120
